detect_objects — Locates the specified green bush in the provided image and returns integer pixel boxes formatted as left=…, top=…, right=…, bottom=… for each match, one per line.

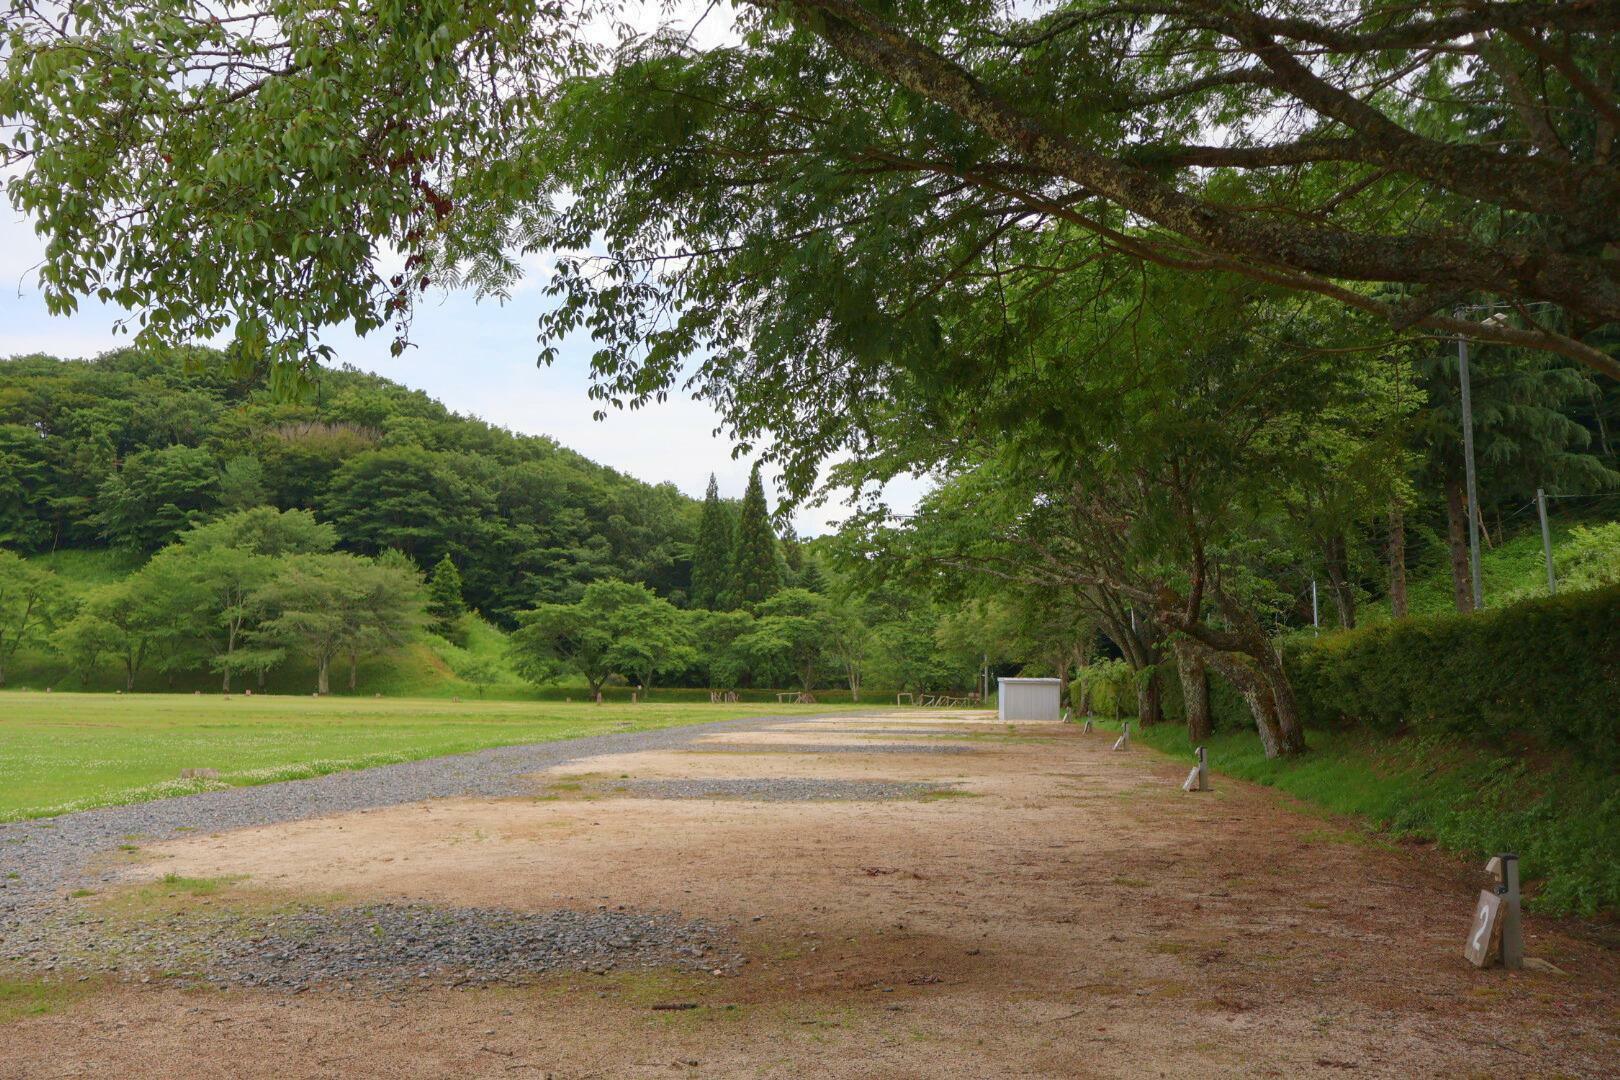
left=1285, top=584, right=1620, bottom=763
left=1555, top=523, right=1620, bottom=592
left=1072, top=658, right=1133, bottom=718
left=1074, top=658, right=1249, bottom=732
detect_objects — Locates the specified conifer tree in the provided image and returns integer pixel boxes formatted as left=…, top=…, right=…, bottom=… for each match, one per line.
left=797, top=557, right=828, bottom=595
left=690, top=474, right=734, bottom=610
left=731, top=463, right=782, bottom=607
left=425, top=554, right=467, bottom=638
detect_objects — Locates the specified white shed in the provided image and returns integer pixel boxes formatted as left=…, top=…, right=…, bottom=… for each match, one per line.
left=997, top=677, right=1063, bottom=722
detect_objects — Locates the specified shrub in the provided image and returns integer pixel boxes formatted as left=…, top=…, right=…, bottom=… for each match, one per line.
left=1285, top=584, right=1620, bottom=764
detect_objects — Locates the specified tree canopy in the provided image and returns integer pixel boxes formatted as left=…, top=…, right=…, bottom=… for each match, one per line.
left=5, top=0, right=1618, bottom=411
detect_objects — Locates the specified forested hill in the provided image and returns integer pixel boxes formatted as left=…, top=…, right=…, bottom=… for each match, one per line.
left=0, top=350, right=700, bottom=622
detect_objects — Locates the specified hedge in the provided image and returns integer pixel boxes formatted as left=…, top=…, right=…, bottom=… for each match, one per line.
left=1078, top=585, right=1620, bottom=763
left=1284, top=584, right=1620, bottom=762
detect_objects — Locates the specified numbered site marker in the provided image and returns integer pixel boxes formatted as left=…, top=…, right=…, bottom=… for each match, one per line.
left=1111, top=721, right=1131, bottom=751
left=1464, top=889, right=1504, bottom=968
left=1181, top=747, right=1210, bottom=793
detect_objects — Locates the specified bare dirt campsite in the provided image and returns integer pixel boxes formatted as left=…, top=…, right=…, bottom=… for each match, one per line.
left=4, top=710, right=1616, bottom=1078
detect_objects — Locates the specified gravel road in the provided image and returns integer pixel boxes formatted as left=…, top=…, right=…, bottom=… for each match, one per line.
left=690, top=742, right=974, bottom=755
left=0, top=709, right=968, bottom=990
left=607, top=778, right=950, bottom=801
left=0, top=712, right=833, bottom=914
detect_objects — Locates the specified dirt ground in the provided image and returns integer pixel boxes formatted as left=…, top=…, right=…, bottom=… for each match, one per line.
left=6, top=712, right=1618, bottom=1078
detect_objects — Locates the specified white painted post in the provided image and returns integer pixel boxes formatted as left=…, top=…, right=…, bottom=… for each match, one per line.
left=1183, top=747, right=1211, bottom=792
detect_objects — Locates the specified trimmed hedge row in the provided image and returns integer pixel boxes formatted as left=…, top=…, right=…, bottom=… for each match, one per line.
left=1285, top=584, right=1620, bottom=761
left=1079, top=585, right=1620, bottom=762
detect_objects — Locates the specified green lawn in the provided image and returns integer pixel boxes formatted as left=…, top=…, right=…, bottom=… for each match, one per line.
left=0, top=692, right=879, bottom=822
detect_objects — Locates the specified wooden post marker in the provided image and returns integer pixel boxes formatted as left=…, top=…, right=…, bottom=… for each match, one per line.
left=1181, top=746, right=1210, bottom=792
left=1464, top=888, right=1504, bottom=968
left=1497, top=853, right=1524, bottom=970
left=1061, top=707, right=1071, bottom=723
left=1081, top=717, right=1093, bottom=733
left=1111, top=721, right=1130, bottom=751
left=1465, top=853, right=1524, bottom=969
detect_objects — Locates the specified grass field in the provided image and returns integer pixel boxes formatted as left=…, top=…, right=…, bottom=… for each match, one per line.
left=0, top=692, right=883, bottom=822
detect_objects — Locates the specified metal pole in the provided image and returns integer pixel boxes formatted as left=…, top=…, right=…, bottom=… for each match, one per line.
left=1458, top=334, right=1485, bottom=610
left=1537, top=488, right=1556, bottom=595
left=1310, top=579, right=1319, bottom=628
left=1501, top=853, right=1523, bottom=970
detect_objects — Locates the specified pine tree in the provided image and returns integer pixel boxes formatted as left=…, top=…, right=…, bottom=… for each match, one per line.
left=731, top=463, right=782, bottom=606
left=797, top=557, right=828, bottom=594
left=690, top=474, right=734, bottom=610
left=425, top=554, right=467, bottom=638
left=1416, top=347, right=1620, bottom=612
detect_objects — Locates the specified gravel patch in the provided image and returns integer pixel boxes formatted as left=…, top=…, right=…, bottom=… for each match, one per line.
left=0, top=713, right=867, bottom=917
left=599, top=778, right=952, bottom=802
left=691, top=742, right=975, bottom=755
left=789, top=727, right=989, bottom=736
left=3, top=900, right=739, bottom=992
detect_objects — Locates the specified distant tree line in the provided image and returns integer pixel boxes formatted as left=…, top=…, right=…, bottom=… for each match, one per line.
left=2, top=508, right=420, bottom=693
left=0, top=350, right=699, bottom=622
left=0, top=351, right=996, bottom=697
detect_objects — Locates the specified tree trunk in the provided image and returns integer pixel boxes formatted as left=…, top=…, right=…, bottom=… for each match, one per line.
left=1388, top=505, right=1408, bottom=619
left=1135, top=665, right=1165, bottom=726
left=1242, top=682, right=1285, bottom=759
left=1444, top=475, right=1475, bottom=613
left=1173, top=640, right=1212, bottom=743
left=316, top=658, right=329, bottom=696
left=1187, top=598, right=1308, bottom=759
left=348, top=651, right=358, bottom=691
left=1263, top=660, right=1308, bottom=756
left=1072, top=654, right=1091, bottom=715
left=124, top=664, right=136, bottom=692
left=1322, top=533, right=1356, bottom=629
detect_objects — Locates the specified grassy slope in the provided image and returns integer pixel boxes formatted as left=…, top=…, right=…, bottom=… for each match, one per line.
left=0, top=692, right=881, bottom=822
left=1124, top=719, right=1619, bottom=917
left=1362, top=520, right=1586, bottom=623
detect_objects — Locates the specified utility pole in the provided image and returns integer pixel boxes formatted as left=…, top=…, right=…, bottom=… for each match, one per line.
left=1310, top=579, right=1319, bottom=629
left=1537, top=488, right=1556, bottom=595
left=1458, top=332, right=1485, bottom=611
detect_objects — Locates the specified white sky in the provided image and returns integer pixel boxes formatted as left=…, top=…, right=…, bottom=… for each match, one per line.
left=0, top=3, right=925, bottom=533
